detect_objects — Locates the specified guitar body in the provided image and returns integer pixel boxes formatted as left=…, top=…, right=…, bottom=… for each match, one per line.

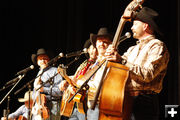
left=32, top=91, right=49, bottom=119
left=60, top=86, right=87, bottom=117
left=60, top=87, right=75, bottom=117
left=74, top=90, right=87, bottom=115
left=58, top=65, right=89, bottom=117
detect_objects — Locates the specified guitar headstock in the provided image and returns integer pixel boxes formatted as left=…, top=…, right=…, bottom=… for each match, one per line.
left=122, top=0, right=144, bottom=21
left=58, top=64, right=76, bottom=88
left=58, top=64, right=68, bottom=78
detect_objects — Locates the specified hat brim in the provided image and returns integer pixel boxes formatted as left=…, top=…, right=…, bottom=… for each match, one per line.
left=83, top=38, right=92, bottom=58
left=136, top=16, right=162, bottom=36
left=90, top=34, right=113, bottom=47
left=18, top=98, right=30, bottom=102
left=135, top=7, right=163, bottom=36
left=31, top=54, right=37, bottom=65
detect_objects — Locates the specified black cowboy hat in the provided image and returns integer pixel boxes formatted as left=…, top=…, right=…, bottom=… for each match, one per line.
left=83, top=38, right=92, bottom=49
left=31, top=48, right=51, bottom=65
left=83, top=37, right=93, bottom=58
left=90, top=27, right=113, bottom=47
left=134, top=7, right=162, bottom=35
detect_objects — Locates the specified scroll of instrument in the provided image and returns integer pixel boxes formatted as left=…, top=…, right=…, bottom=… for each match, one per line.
left=92, top=0, right=144, bottom=120
left=32, top=77, right=49, bottom=120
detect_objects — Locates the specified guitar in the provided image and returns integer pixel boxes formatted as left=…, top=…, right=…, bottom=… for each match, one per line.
left=1, top=115, right=27, bottom=120
left=58, top=64, right=87, bottom=117
left=31, top=93, right=49, bottom=120
left=32, top=77, right=49, bottom=120
left=16, top=115, right=27, bottom=120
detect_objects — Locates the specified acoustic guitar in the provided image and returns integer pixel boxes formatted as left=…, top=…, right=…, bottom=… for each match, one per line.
left=58, top=64, right=87, bottom=117
left=16, top=115, right=27, bottom=120
left=32, top=77, right=49, bottom=120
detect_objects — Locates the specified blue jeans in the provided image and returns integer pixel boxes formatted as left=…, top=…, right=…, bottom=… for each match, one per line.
left=131, top=94, right=159, bottom=120
left=87, top=105, right=99, bottom=120
left=47, top=101, right=61, bottom=120
left=68, top=107, right=86, bottom=120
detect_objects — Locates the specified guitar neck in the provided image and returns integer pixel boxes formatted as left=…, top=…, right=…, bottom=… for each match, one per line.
left=78, top=59, right=106, bottom=83
left=112, top=18, right=127, bottom=49
left=63, top=75, right=76, bottom=88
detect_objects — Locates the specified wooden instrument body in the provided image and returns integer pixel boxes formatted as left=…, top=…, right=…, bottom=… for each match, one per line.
left=58, top=65, right=87, bottom=117
left=97, top=1, right=144, bottom=119
left=99, top=62, right=132, bottom=120
left=60, top=87, right=75, bottom=117
left=16, top=115, right=27, bottom=120
left=99, top=62, right=129, bottom=116
left=32, top=92, right=49, bottom=119
left=60, top=87, right=87, bottom=117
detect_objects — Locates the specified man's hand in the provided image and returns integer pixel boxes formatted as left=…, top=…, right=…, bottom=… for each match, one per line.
left=68, top=85, right=76, bottom=95
left=105, top=44, right=122, bottom=62
left=59, top=80, right=69, bottom=91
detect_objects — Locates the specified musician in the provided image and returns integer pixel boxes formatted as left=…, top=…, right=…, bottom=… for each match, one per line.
left=75, top=27, right=113, bottom=120
left=1, top=91, right=33, bottom=120
left=105, top=7, right=169, bottom=120
left=31, top=48, right=63, bottom=120
left=58, top=38, right=98, bottom=120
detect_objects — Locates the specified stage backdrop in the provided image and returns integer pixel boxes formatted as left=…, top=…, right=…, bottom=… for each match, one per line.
left=0, top=0, right=179, bottom=119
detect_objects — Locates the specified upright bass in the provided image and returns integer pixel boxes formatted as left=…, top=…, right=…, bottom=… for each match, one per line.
left=91, top=0, right=144, bottom=120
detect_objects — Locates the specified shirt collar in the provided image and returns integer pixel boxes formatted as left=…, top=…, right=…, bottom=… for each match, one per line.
left=136, top=35, right=155, bottom=44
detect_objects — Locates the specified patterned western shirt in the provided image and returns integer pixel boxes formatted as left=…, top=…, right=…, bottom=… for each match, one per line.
left=122, top=35, right=169, bottom=93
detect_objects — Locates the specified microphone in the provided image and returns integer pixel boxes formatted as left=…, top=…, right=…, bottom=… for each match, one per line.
left=120, top=32, right=131, bottom=41
left=5, top=75, right=24, bottom=86
left=118, top=32, right=131, bottom=45
left=65, top=48, right=88, bottom=58
left=16, top=65, right=34, bottom=75
left=47, top=52, right=64, bottom=66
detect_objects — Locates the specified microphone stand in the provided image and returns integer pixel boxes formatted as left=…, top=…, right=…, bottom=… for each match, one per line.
left=66, top=55, right=80, bottom=68
left=0, top=76, right=23, bottom=92
left=14, top=66, right=50, bottom=95
left=0, top=74, right=25, bottom=105
left=0, top=83, right=15, bottom=92
left=27, top=84, right=32, bottom=120
left=0, top=74, right=25, bottom=119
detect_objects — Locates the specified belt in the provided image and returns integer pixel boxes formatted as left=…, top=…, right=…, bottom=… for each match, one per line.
left=128, top=90, right=157, bottom=96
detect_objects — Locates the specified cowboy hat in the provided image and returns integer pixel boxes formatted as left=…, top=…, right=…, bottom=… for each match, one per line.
left=83, top=37, right=93, bottom=58
left=18, top=91, right=33, bottom=102
left=90, top=27, right=113, bottom=47
left=31, top=48, right=51, bottom=65
left=134, top=7, right=162, bottom=35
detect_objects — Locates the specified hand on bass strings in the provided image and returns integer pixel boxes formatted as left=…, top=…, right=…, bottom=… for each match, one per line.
left=105, top=44, right=122, bottom=62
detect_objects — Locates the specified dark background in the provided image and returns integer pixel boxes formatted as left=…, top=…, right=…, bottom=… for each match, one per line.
left=0, top=0, right=179, bottom=119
